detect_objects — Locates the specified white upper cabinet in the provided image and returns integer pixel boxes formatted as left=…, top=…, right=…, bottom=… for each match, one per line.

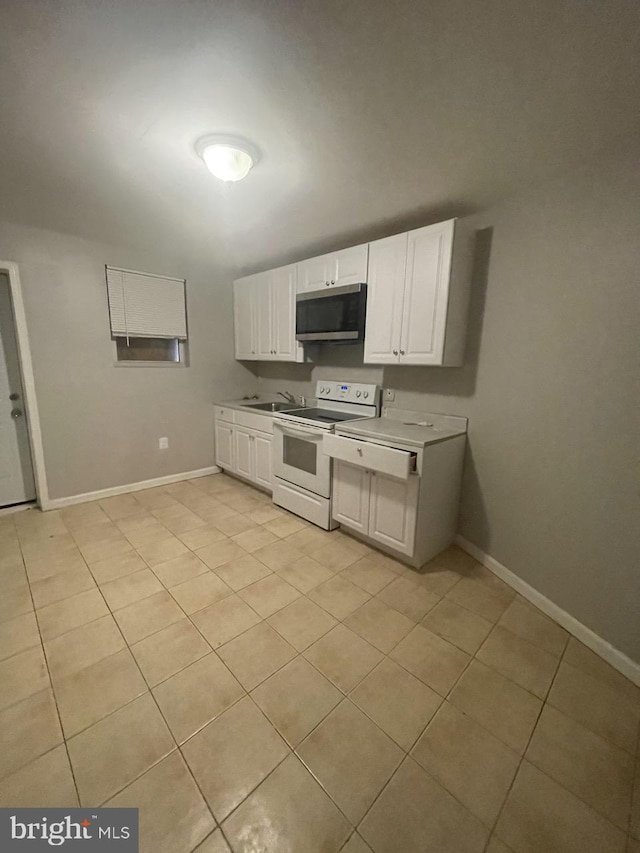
left=363, top=233, right=407, bottom=364
left=271, top=265, right=301, bottom=361
left=297, top=243, right=368, bottom=293
left=329, top=244, right=369, bottom=288
left=255, top=271, right=274, bottom=360
left=364, top=219, right=472, bottom=366
left=234, top=217, right=471, bottom=365
left=297, top=254, right=330, bottom=293
left=233, top=275, right=258, bottom=359
left=233, top=265, right=303, bottom=362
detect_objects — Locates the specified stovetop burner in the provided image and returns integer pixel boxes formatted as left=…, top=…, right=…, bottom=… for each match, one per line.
left=286, top=407, right=360, bottom=424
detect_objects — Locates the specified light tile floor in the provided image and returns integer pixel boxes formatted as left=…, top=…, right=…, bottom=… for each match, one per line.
left=1, top=473, right=639, bottom=853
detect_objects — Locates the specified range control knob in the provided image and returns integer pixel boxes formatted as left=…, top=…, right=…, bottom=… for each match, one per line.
left=356, top=390, right=361, bottom=398
left=363, top=391, right=369, bottom=399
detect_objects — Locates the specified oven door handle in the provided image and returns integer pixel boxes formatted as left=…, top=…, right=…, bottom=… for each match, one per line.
left=275, top=423, right=324, bottom=440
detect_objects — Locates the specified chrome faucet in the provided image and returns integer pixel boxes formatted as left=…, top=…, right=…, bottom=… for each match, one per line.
left=277, top=391, right=297, bottom=404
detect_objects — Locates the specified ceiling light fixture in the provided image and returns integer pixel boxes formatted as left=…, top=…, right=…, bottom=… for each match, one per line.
left=195, top=134, right=259, bottom=182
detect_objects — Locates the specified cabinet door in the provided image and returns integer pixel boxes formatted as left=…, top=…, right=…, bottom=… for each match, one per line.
left=233, top=427, right=253, bottom=481
left=214, top=422, right=235, bottom=470
left=233, top=277, right=257, bottom=359
left=271, top=264, right=302, bottom=362
left=368, top=472, right=418, bottom=557
left=296, top=254, right=329, bottom=292
left=363, top=233, right=407, bottom=364
left=330, top=244, right=369, bottom=286
left=399, top=220, right=455, bottom=365
left=255, top=273, right=274, bottom=360
left=253, top=432, right=273, bottom=491
left=332, top=461, right=371, bottom=534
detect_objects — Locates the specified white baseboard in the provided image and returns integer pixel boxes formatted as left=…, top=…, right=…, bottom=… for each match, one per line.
left=44, top=466, right=222, bottom=510
left=455, top=534, right=640, bottom=688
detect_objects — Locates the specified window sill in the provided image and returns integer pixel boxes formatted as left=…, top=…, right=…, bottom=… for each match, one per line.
left=113, top=361, right=188, bottom=368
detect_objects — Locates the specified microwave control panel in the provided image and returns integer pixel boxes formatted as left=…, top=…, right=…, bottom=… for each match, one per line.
left=315, top=382, right=379, bottom=404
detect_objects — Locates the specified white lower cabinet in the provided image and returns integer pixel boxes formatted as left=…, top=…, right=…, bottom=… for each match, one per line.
left=214, top=422, right=235, bottom=470
left=332, top=461, right=417, bottom=557
left=368, top=470, right=418, bottom=556
left=214, top=408, right=273, bottom=491
left=253, top=432, right=273, bottom=490
left=233, top=427, right=254, bottom=481
left=332, top=460, right=371, bottom=534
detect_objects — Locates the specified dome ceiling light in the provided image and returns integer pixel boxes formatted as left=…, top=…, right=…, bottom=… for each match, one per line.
left=195, top=134, right=260, bottom=182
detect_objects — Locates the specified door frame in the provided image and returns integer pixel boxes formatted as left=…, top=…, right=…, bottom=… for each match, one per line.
left=0, top=260, right=49, bottom=508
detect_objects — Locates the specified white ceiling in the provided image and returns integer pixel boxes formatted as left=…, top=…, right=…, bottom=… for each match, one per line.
left=1, top=0, right=639, bottom=272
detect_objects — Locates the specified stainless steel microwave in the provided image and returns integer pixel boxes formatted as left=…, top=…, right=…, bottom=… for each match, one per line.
left=296, top=283, right=367, bottom=343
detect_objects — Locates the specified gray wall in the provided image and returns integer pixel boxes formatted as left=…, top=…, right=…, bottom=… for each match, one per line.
left=257, top=150, right=640, bottom=662
left=0, top=221, right=257, bottom=499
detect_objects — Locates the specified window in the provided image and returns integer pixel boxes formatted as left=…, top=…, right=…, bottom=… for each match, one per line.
left=115, top=337, right=180, bottom=362
left=105, top=266, right=188, bottom=364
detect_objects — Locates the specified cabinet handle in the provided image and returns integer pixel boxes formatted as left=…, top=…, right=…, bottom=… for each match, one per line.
left=393, top=349, right=398, bottom=356
left=325, top=281, right=330, bottom=286
left=400, top=349, right=405, bottom=355
left=330, top=279, right=335, bottom=285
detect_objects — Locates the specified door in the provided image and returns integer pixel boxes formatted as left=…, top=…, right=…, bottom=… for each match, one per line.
left=272, top=421, right=331, bottom=497
left=233, top=277, right=257, bottom=359
left=233, top=427, right=253, bottom=480
left=330, top=244, right=368, bottom=287
left=0, top=275, right=35, bottom=506
left=297, top=254, right=329, bottom=293
left=255, top=273, right=274, bottom=360
left=332, top=461, right=370, bottom=534
left=214, top=422, right=235, bottom=471
left=271, top=265, right=301, bottom=361
left=363, top=233, right=407, bottom=364
left=399, top=220, right=455, bottom=365
left=368, top=472, right=418, bottom=556
left=253, top=432, right=273, bottom=490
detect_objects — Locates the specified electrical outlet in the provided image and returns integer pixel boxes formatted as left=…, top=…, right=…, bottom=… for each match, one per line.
left=384, top=388, right=395, bottom=402
left=158, top=437, right=169, bottom=450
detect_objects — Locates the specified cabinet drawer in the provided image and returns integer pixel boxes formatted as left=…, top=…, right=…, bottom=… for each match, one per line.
left=234, top=410, right=274, bottom=433
left=323, top=434, right=417, bottom=480
left=214, top=406, right=234, bottom=424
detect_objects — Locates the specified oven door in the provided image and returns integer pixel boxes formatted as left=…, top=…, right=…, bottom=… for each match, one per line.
left=296, top=283, right=366, bottom=342
left=273, top=420, right=331, bottom=498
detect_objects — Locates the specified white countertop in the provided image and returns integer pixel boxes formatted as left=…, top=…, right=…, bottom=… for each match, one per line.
left=336, top=408, right=468, bottom=449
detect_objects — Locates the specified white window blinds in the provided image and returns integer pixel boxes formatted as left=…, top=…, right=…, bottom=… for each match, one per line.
left=106, top=266, right=187, bottom=339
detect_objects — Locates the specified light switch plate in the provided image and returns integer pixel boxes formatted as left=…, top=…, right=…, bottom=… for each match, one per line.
left=159, top=437, right=169, bottom=449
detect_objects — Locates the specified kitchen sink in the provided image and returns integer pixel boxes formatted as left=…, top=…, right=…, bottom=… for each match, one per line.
left=243, top=401, right=298, bottom=412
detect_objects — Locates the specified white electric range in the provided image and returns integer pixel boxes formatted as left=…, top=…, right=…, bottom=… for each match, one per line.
left=272, top=381, right=380, bottom=529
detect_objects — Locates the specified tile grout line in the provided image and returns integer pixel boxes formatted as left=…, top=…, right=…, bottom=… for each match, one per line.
left=64, top=510, right=184, bottom=805
left=7, top=475, right=639, bottom=850
left=15, top=513, right=84, bottom=809
left=64, top=486, right=224, bottom=836
left=336, top=590, right=572, bottom=849
left=479, top=632, right=567, bottom=852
